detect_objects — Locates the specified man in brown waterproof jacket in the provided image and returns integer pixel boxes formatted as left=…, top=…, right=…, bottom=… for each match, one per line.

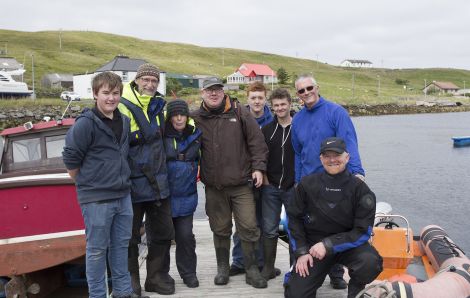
left=191, top=78, right=269, bottom=289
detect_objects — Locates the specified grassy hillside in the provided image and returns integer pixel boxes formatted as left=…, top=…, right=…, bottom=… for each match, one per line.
left=1, top=29, right=470, bottom=105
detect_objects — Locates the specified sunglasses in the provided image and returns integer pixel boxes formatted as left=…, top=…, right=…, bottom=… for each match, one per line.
left=297, top=85, right=315, bottom=95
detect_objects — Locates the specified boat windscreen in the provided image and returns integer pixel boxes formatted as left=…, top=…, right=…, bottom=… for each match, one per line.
left=12, top=138, right=41, bottom=162
left=46, top=135, right=66, bottom=158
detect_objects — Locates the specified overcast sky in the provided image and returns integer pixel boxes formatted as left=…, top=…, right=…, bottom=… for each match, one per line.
left=2, top=0, right=470, bottom=70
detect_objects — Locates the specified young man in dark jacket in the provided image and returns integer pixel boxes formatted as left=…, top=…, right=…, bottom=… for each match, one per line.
left=191, top=78, right=269, bottom=289
left=63, top=72, right=147, bottom=298
left=260, top=88, right=296, bottom=280
left=284, top=137, right=382, bottom=298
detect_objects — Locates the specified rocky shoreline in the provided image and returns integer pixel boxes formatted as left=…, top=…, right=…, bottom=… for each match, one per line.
left=343, top=103, right=470, bottom=116
left=1, top=104, right=470, bottom=130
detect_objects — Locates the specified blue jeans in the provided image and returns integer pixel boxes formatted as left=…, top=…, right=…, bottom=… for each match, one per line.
left=261, top=185, right=294, bottom=238
left=80, top=194, right=133, bottom=298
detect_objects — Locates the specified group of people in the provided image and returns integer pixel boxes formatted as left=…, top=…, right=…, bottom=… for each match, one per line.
left=62, top=62, right=383, bottom=298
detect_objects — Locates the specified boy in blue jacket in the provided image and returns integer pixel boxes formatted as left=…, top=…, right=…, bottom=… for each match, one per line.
left=62, top=72, right=146, bottom=298
left=164, top=99, right=202, bottom=288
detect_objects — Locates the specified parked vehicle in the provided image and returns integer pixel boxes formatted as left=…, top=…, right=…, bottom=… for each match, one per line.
left=60, top=91, right=81, bottom=101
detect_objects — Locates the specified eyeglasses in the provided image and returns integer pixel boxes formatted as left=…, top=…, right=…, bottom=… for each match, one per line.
left=297, top=85, right=315, bottom=95
left=204, top=87, right=223, bottom=94
left=140, top=77, right=159, bottom=84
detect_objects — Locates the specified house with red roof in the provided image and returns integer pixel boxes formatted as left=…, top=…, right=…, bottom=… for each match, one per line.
left=226, top=63, right=277, bottom=85
left=423, top=81, right=460, bottom=95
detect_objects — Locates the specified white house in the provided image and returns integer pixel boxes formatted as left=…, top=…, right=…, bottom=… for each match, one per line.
left=73, top=55, right=166, bottom=99
left=226, top=71, right=245, bottom=85
left=226, top=63, right=277, bottom=84
left=340, top=59, right=372, bottom=68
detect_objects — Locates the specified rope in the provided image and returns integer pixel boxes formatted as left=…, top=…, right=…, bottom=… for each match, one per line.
left=355, top=281, right=397, bottom=298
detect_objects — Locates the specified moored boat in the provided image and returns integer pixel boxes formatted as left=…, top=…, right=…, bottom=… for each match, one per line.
left=452, top=136, right=470, bottom=147
left=0, top=118, right=86, bottom=297
left=279, top=202, right=470, bottom=297
left=360, top=204, right=470, bottom=297
left=0, top=71, right=32, bottom=99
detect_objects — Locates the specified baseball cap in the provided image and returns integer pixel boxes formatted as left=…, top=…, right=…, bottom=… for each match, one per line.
left=320, top=137, right=347, bottom=154
left=202, top=78, right=224, bottom=90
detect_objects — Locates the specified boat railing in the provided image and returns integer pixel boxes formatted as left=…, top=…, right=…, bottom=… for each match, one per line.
left=374, top=214, right=412, bottom=253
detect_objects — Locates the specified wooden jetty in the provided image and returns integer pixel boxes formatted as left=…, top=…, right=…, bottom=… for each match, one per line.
left=138, top=219, right=347, bottom=298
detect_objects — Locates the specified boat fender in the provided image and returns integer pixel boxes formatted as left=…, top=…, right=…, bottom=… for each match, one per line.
left=421, top=225, right=465, bottom=271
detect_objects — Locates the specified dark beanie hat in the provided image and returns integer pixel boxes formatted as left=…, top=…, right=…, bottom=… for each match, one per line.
left=135, top=63, right=160, bottom=80
left=167, top=99, right=189, bottom=119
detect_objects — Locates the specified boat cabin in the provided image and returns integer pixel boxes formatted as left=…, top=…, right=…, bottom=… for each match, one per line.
left=0, top=119, right=75, bottom=177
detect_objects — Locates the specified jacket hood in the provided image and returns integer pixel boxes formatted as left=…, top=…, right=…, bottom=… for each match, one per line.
left=247, top=105, right=273, bottom=127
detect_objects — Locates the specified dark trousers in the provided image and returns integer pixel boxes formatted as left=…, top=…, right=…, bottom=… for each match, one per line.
left=129, top=199, right=175, bottom=276
left=284, top=243, right=383, bottom=298
left=173, top=214, right=197, bottom=279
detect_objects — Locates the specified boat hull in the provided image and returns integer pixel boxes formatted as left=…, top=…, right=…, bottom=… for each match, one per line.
left=0, top=173, right=86, bottom=276
left=452, top=136, right=470, bottom=147
left=367, top=225, right=470, bottom=298
left=0, top=233, right=85, bottom=276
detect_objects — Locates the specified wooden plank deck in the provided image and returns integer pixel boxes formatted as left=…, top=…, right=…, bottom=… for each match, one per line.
left=138, top=219, right=347, bottom=297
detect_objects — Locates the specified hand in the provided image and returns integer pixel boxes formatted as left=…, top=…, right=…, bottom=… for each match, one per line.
left=355, top=174, right=365, bottom=182
left=309, top=242, right=326, bottom=260
left=252, top=170, right=263, bottom=188
left=263, top=173, right=270, bottom=186
left=295, top=254, right=314, bottom=277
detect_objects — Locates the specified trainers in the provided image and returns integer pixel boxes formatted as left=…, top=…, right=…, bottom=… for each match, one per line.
left=330, top=278, right=348, bottom=289
left=229, top=264, right=245, bottom=276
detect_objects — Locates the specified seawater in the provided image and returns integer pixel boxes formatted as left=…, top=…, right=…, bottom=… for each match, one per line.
left=354, top=111, right=470, bottom=254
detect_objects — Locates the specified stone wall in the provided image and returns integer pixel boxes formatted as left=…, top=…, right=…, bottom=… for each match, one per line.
left=1, top=103, right=470, bottom=131
left=0, top=105, right=82, bottom=130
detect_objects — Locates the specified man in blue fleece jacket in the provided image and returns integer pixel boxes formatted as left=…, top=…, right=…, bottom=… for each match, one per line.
left=291, top=74, right=365, bottom=290
left=62, top=72, right=147, bottom=298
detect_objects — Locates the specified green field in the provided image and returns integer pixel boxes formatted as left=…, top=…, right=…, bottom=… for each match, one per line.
left=1, top=29, right=470, bottom=106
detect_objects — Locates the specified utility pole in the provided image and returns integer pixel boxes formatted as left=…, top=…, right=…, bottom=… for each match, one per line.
left=31, top=53, right=36, bottom=99
left=222, top=49, right=224, bottom=66
left=464, top=80, right=466, bottom=97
